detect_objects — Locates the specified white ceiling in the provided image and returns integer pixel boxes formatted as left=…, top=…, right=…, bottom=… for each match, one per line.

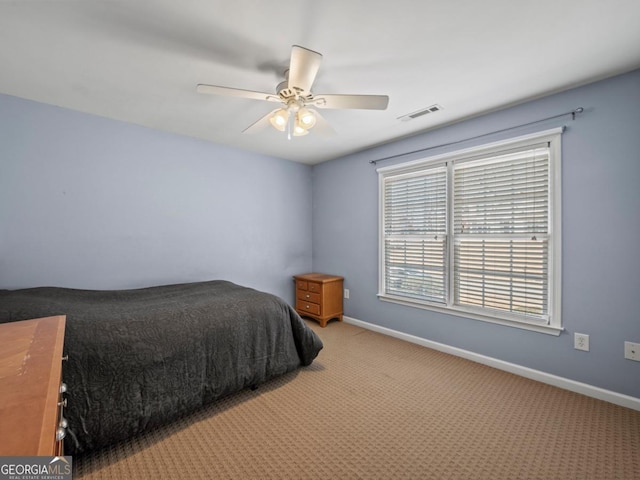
left=1, top=0, right=639, bottom=165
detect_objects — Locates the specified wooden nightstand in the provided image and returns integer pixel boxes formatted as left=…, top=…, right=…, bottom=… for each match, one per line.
left=294, top=273, right=344, bottom=327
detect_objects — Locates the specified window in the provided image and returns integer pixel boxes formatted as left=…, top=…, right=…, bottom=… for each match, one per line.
left=378, top=129, right=562, bottom=334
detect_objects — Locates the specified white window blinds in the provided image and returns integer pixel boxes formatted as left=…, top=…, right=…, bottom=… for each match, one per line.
left=453, top=147, right=550, bottom=320
left=378, top=128, right=562, bottom=333
left=383, top=168, right=447, bottom=303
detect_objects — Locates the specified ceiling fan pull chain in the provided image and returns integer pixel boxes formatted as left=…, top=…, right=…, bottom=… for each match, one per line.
left=287, top=111, right=294, bottom=140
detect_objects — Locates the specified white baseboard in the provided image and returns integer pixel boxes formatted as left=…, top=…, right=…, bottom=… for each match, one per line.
left=343, top=316, right=640, bottom=412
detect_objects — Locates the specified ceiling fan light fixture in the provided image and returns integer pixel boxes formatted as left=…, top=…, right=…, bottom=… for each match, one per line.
left=269, top=108, right=289, bottom=131
left=293, top=123, right=309, bottom=136
left=297, top=107, right=316, bottom=129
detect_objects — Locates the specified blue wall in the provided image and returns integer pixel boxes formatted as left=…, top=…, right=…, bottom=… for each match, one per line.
left=312, top=69, right=640, bottom=398
left=1, top=70, right=638, bottom=399
left=0, top=94, right=312, bottom=302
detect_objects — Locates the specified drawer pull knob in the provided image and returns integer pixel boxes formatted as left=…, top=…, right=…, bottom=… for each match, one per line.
left=306, top=294, right=310, bottom=298
left=59, top=417, right=68, bottom=429
left=61, top=355, right=69, bottom=361
left=306, top=305, right=310, bottom=309
left=59, top=383, right=67, bottom=394
left=56, top=427, right=66, bottom=441
left=58, top=398, right=67, bottom=408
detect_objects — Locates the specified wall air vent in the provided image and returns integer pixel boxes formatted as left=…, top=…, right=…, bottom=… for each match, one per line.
left=398, top=104, right=443, bottom=122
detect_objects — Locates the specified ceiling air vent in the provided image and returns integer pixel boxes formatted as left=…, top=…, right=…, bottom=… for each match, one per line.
left=398, top=104, right=443, bottom=122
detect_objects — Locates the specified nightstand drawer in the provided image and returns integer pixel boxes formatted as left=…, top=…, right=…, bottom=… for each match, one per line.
left=296, top=299, right=321, bottom=316
left=296, top=280, right=308, bottom=291
left=297, top=290, right=321, bottom=303
left=308, top=282, right=321, bottom=293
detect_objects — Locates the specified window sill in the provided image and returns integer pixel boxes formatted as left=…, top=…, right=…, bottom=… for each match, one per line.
left=377, top=294, right=563, bottom=336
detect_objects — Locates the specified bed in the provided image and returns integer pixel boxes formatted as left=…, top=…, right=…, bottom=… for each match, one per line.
left=0, top=280, right=323, bottom=454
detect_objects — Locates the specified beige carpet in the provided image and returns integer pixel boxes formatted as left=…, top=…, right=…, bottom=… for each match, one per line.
left=75, top=320, right=640, bottom=479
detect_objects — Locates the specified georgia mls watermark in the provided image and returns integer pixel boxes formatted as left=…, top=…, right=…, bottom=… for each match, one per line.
left=0, top=457, right=72, bottom=480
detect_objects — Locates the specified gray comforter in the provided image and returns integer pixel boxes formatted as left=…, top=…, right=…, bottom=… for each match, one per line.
left=0, top=280, right=323, bottom=454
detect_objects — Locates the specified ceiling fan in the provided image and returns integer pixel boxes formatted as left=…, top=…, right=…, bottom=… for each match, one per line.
left=197, top=45, right=389, bottom=138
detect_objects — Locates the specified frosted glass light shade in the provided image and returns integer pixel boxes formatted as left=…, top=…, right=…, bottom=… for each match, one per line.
left=297, top=108, right=316, bottom=129
left=293, top=122, right=309, bottom=136
left=269, top=109, right=289, bottom=131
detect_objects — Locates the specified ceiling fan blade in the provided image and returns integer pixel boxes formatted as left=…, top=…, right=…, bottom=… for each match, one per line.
left=197, top=84, right=279, bottom=102
left=312, top=94, right=389, bottom=110
left=242, top=109, right=280, bottom=134
left=288, top=45, right=322, bottom=94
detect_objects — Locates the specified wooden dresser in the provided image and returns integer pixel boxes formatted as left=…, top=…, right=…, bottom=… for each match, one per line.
left=0, top=315, right=67, bottom=456
left=294, top=273, right=344, bottom=327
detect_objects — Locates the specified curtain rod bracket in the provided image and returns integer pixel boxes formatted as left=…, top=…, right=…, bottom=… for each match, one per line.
left=572, top=107, right=584, bottom=120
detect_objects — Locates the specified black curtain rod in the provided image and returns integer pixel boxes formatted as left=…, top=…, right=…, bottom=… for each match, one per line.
left=369, top=107, right=584, bottom=165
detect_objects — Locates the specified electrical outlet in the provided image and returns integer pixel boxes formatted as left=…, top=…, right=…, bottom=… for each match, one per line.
left=344, top=288, right=350, bottom=299
left=574, top=333, right=589, bottom=352
left=624, top=341, right=640, bottom=361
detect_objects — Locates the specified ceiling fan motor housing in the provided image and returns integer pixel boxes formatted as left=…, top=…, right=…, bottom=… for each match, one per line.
left=276, top=79, right=313, bottom=103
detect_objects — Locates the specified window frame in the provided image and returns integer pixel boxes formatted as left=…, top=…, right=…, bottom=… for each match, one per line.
left=378, top=128, right=563, bottom=335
